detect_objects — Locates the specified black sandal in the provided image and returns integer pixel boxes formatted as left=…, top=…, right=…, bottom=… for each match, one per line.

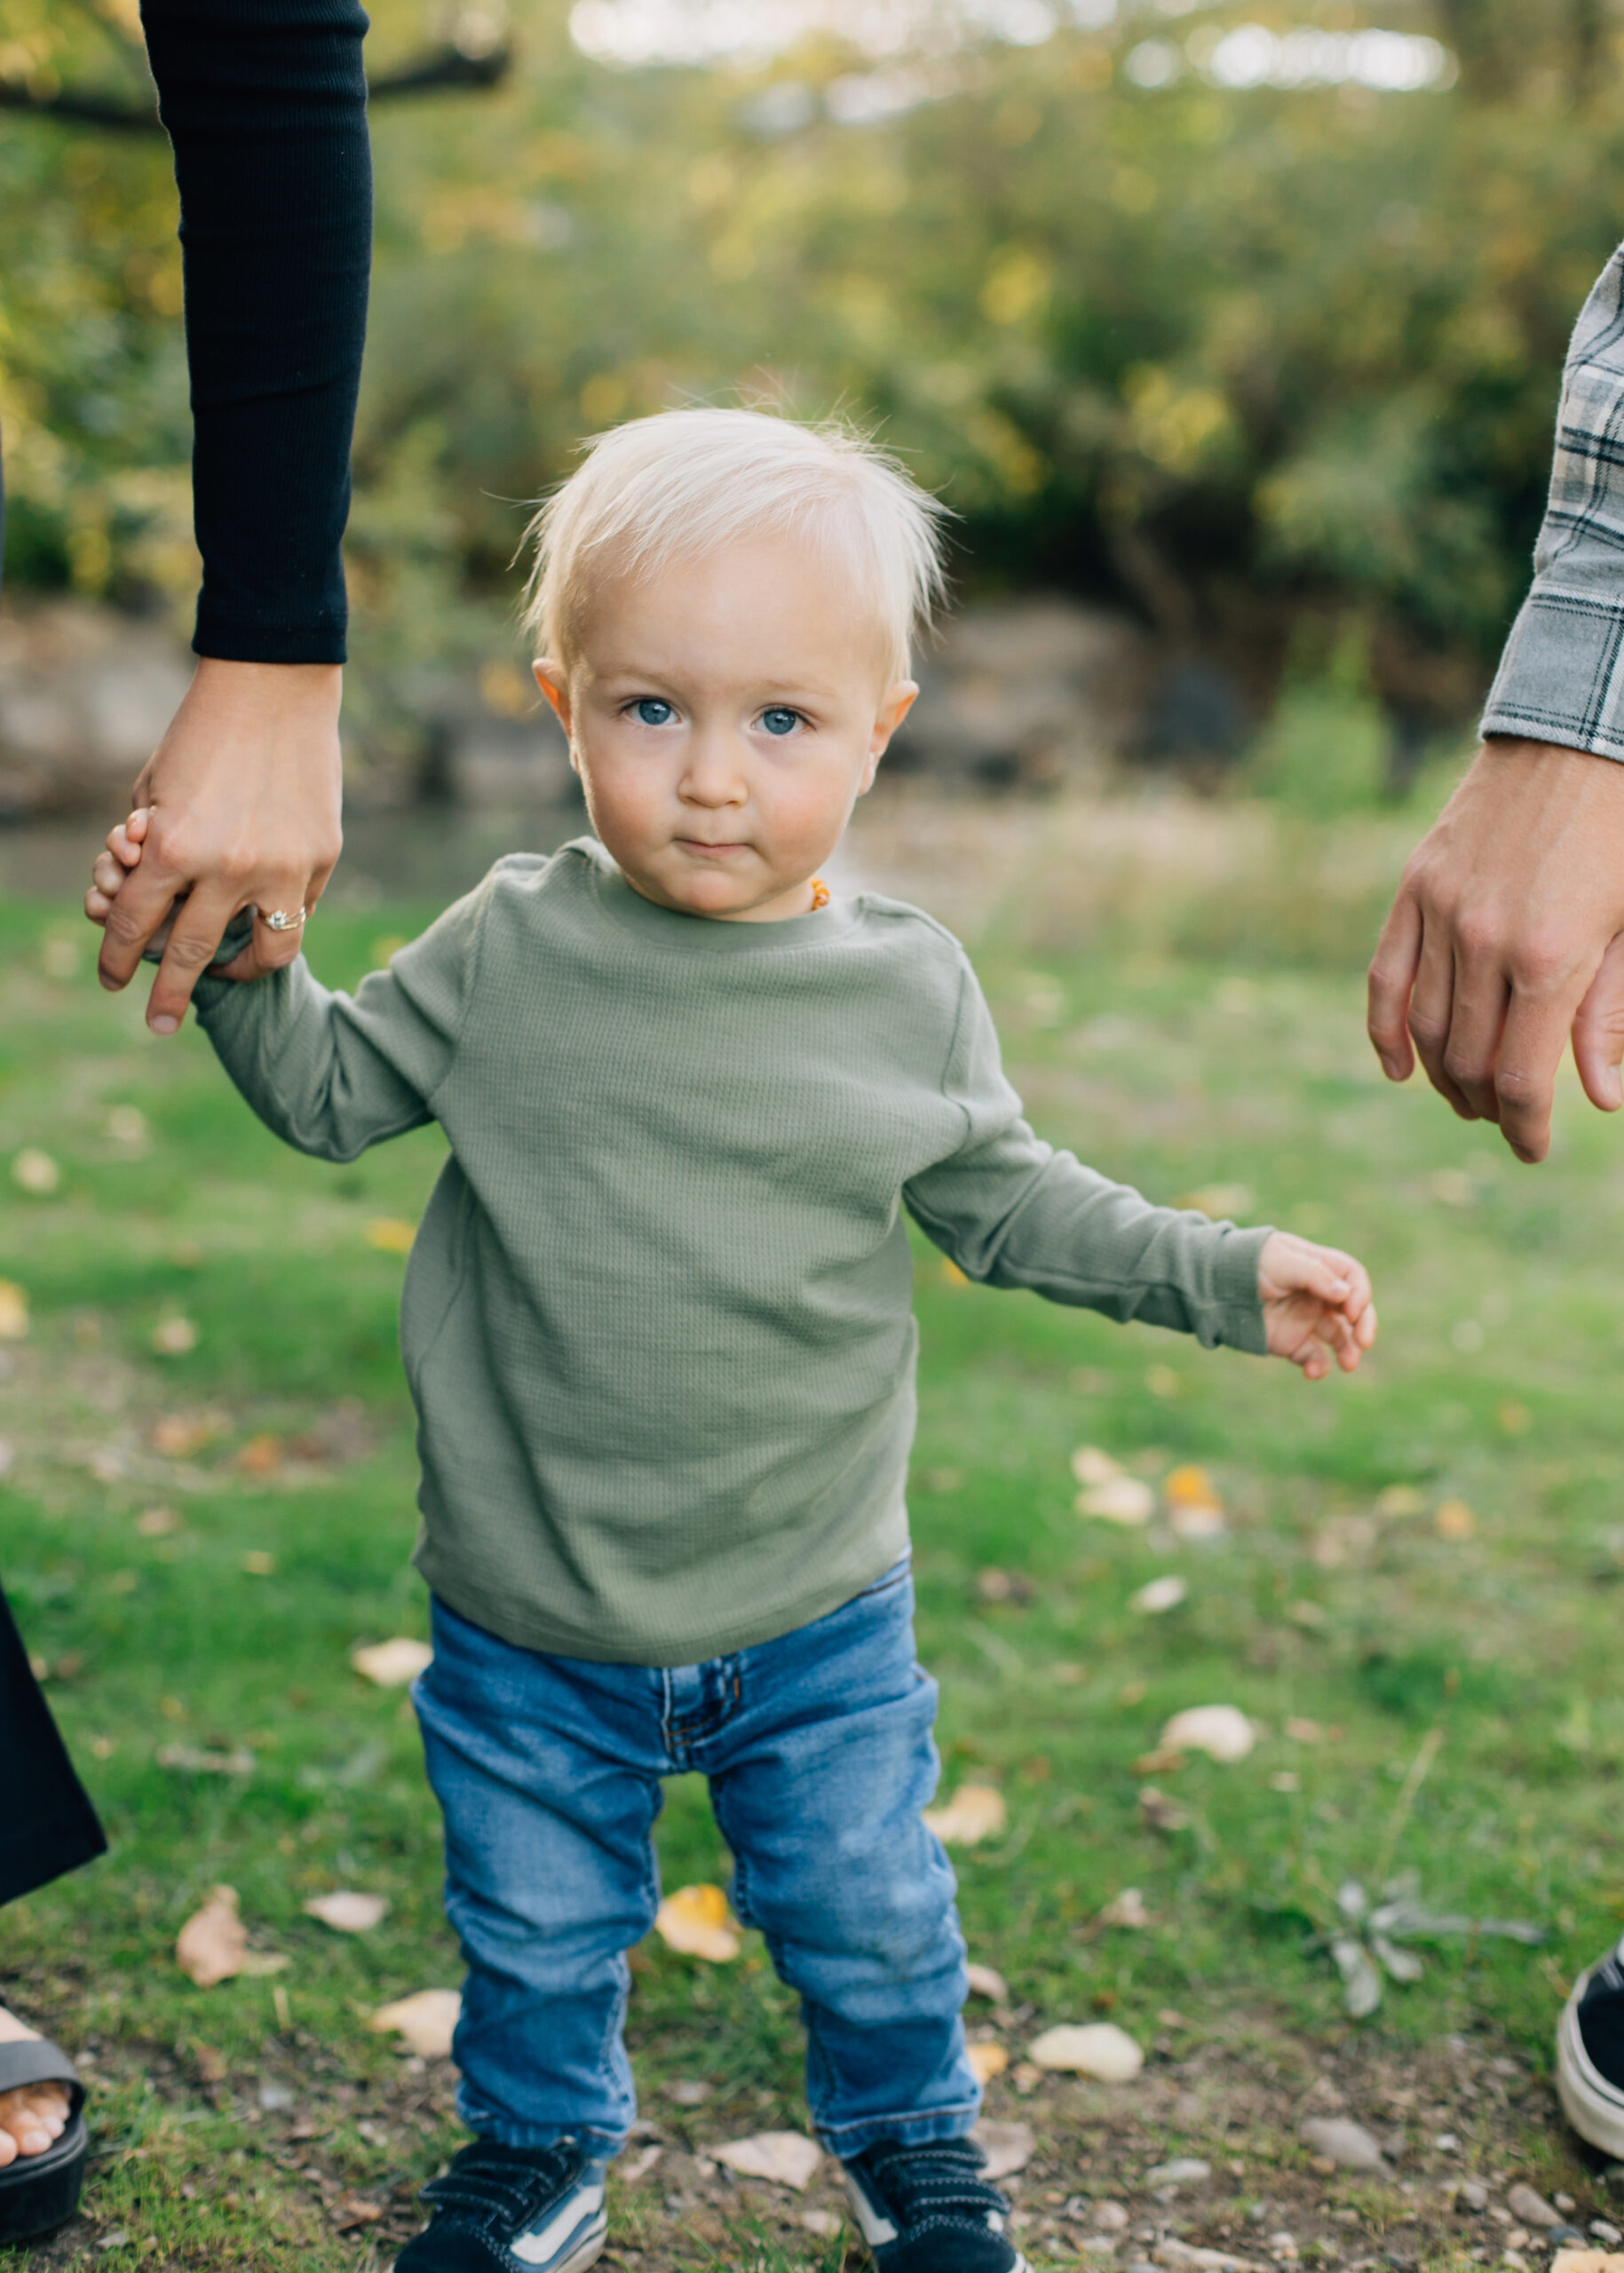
left=0, top=2033, right=87, bottom=2243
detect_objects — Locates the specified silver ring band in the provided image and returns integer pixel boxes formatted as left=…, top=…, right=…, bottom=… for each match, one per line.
left=262, top=906, right=308, bottom=933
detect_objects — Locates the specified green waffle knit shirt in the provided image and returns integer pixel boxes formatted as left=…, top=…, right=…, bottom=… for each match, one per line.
left=193, top=838, right=1271, bottom=1664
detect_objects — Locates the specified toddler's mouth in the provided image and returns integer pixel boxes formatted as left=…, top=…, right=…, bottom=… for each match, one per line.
left=677, top=838, right=749, bottom=858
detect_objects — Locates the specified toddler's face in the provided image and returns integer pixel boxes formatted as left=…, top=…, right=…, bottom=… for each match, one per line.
left=535, top=537, right=916, bottom=922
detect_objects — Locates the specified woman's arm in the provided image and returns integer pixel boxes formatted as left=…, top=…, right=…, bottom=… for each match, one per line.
left=99, top=2, right=371, bottom=1033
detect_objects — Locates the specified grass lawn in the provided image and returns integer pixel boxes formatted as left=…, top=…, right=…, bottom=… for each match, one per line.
left=3, top=789, right=1622, bottom=2269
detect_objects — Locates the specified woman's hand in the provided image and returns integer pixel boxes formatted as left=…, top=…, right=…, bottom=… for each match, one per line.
left=92, top=657, right=342, bottom=1033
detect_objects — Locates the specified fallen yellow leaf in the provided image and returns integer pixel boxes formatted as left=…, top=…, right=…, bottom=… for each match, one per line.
left=369, top=1988, right=461, bottom=2058
left=1028, top=2021, right=1144, bottom=2079
left=366, top=1217, right=416, bottom=1255
left=305, top=1890, right=389, bottom=1933
left=1435, top=1498, right=1476, bottom=1541
left=966, top=2041, right=1009, bottom=2083
left=0, top=1280, right=28, bottom=1340
left=654, top=1882, right=741, bottom=1962
left=175, top=1886, right=285, bottom=1985
left=711, top=2133, right=823, bottom=2190
left=177, top=1886, right=246, bottom=1985
left=153, top=1316, right=198, bottom=1357
left=351, top=1637, right=433, bottom=1687
left=923, top=1785, right=1008, bottom=1847
left=12, top=1148, right=59, bottom=1196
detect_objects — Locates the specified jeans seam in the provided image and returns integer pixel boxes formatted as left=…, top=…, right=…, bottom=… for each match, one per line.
left=816, top=2096, right=983, bottom=2145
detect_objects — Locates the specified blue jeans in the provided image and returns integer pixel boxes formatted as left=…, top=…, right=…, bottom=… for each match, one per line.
left=412, top=1560, right=981, bottom=2158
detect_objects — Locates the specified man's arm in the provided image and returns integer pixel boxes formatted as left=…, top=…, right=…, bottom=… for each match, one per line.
left=1369, top=242, right=1624, bottom=1161
left=98, top=1, right=371, bottom=1033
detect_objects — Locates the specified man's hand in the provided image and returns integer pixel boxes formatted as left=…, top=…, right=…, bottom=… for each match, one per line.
left=95, top=657, right=343, bottom=1033
left=1367, top=739, right=1624, bottom=1162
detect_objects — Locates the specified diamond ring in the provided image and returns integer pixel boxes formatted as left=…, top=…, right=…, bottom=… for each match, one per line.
left=262, top=906, right=308, bottom=933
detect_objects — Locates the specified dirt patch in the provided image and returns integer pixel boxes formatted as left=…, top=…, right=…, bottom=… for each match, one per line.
left=13, top=2013, right=1622, bottom=2270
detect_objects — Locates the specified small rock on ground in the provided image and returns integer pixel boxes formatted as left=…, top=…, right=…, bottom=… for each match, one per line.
left=1297, top=2117, right=1384, bottom=2173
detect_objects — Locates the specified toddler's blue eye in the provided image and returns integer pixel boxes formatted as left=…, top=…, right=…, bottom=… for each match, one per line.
left=760, top=708, right=800, bottom=738
left=634, top=698, right=675, bottom=726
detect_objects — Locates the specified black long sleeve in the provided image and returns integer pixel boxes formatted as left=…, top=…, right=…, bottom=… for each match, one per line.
left=141, top=0, right=372, bottom=664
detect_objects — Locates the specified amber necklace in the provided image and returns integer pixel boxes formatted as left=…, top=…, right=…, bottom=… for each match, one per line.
left=809, top=877, right=830, bottom=911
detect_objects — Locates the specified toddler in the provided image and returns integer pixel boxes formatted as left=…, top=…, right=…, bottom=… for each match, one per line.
left=88, top=409, right=1375, bottom=2273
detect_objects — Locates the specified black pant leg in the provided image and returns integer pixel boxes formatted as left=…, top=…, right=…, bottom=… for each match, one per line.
left=0, top=1580, right=106, bottom=1907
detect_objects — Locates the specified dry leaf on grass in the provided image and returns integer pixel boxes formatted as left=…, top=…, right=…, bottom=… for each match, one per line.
left=351, top=1636, right=433, bottom=1687
left=654, top=1883, right=741, bottom=1962
left=366, top=1217, right=416, bottom=1255
left=0, top=1280, right=28, bottom=1340
left=1028, top=2021, right=1145, bottom=2080
left=305, top=1890, right=389, bottom=1934
left=369, top=1988, right=461, bottom=2058
left=965, top=1961, right=1009, bottom=2000
left=176, top=1885, right=286, bottom=1985
left=157, top=1743, right=255, bottom=1777
left=329, top=2194, right=385, bottom=2231
left=1435, top=1498, right=1476, bottom=1540
left=1098, top=1888, right=1151, bottom=1928
left=973, top=2119, right=1035, bottom=2180
left=1132, top=1576, right=1187, bottom=1615
left=1160, top=1705, right=1255, bottom=1762
left=1071, top=1445, right=1123, bottom=1487
left=923, top=1785, right=1007, bottom=1847
left=12, top=1148, right=59, bottom=1196
left=153, top=1315, right=199, bottom=1356
left=711, top=2132, right=823, bottom=2190
left=1552, top=2255, right=1624, bottom=2273
left=1076, top=1476, right=1155, bottom=1526
left=966, top=2041, right=1009, bottom=2083
left=1139, top=1786, right=1191, bottom=1832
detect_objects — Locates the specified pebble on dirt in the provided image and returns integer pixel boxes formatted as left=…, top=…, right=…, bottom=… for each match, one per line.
left=1296, top=2117, right=1385, bottom=2172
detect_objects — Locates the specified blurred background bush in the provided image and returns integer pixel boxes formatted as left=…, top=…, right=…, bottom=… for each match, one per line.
left=2, top=0, right=1621, bottom=812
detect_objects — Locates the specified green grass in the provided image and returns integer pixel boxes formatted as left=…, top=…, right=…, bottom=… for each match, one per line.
left=3, top=795, right=1622, bottom=2265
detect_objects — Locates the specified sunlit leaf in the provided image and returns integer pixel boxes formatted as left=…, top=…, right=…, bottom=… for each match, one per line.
left=351, top=1637, right=433, bottom=1687
left=1160, top=1705, right=1255, bottom=1761
left=923, top=1784, right=1007, bottom=1846
left=369, top=1988, right=461, bottom=2057
left=654, top=1882, right=741, bottom=1961
left=1028, top=2022, right=1144, bottom=2079
left=710, top=2132, right=822, bottom=2190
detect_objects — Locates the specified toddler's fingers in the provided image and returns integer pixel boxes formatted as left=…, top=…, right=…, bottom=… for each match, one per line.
left=91, top=850, right=125, bottom=896
left=83, top=884, right=111, bottom=926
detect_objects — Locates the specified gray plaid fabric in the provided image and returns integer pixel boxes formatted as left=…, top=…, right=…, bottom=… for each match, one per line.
left=1482, top=241, right=1624, bottom=759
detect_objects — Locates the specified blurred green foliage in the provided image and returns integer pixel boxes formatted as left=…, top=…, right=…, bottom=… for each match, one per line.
left=4, top=0, right=1624, bottom=731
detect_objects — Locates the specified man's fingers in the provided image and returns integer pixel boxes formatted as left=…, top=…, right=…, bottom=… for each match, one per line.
left=1367, top=888, right=1422, bottom=1081
left=1437, top=945, right=1511, bottom=1123
left=141, top=886, right=248, bottom=1034
left=1572, top=931, right=1624, bottom=1112
left=1406, top=915, right=1477, bottom=1119
left=1486, top=983, right=1580, bottom=1162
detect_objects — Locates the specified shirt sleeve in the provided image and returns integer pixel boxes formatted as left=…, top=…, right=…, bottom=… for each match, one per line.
left=1480, top=241, right=1624, bottom=759
left=141, top=0, right=372, bottom=665
left=904, top=961, right=1272, bottom=1353
left=189, top=881, right=488, bottom=1160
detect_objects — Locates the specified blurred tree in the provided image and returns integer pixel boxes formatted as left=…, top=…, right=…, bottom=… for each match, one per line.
left=6, top=0, right=1624, bottom=771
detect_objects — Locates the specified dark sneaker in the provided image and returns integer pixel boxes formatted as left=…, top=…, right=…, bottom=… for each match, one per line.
left=393, top=2137, right=608, bottom=2273
left=842, top=2138, right=1032, bottom=2272
left=1557, top=1936, right=1624, bottom=2159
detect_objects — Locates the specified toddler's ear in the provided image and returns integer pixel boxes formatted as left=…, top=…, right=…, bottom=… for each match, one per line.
left=865, top=680, right=919, bottom=785
left=533, top=661, right=573, bottom=734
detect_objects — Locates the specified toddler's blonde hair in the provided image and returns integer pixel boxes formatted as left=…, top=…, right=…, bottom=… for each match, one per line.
left=521, top=407, right=950, bottom=681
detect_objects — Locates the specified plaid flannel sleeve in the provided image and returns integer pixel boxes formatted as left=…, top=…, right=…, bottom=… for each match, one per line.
left=1481, top=242, right=1624, bottom=759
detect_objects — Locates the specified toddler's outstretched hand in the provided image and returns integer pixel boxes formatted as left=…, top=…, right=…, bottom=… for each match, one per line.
left=1258, top=1231, right=1376, bottom=1380
left=86, top=809, right=173, bottom=954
